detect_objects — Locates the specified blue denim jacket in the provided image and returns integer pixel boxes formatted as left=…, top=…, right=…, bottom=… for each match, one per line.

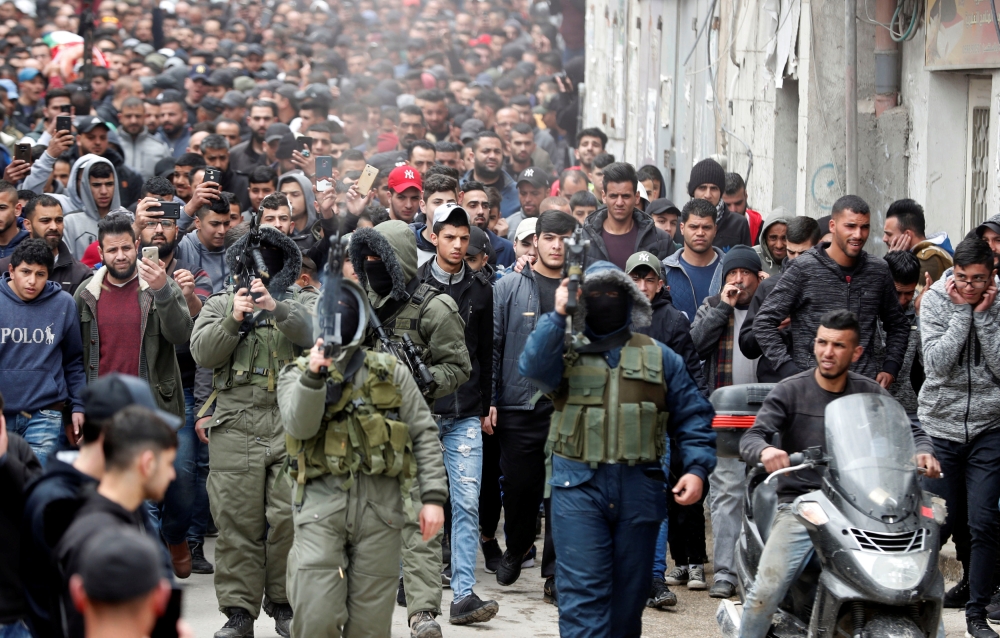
left=519, top=311, right=717, bottom=488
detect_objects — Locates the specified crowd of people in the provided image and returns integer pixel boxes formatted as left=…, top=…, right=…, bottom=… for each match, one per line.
left=0, top=0, right=998, bottom=637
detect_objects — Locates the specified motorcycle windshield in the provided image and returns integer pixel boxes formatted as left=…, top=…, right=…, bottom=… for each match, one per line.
left=825, top=394, right=917, bottom=521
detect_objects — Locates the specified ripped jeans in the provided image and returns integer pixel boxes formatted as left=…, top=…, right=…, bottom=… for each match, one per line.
left=439, top=416, right=484, bottom=600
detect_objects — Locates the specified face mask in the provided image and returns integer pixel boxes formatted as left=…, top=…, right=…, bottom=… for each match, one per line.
left=364, top=260, right=394, bottom=296
left=585, top=287, right=629, bottom=335
left=259, top=245, right=284, bottom=280
left=337, top=297, right=360, bottom=344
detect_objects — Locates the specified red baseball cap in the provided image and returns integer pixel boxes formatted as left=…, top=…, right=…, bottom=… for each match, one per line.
left=388, top=165, right=423, bottom=193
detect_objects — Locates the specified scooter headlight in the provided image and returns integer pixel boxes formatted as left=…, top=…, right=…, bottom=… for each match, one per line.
left=854, top=551, right=929, bottom=590
left=795, top=501, right=829, bottom=526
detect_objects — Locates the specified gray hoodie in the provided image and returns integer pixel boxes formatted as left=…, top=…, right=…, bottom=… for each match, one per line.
left=62, top=155, right=130, bottom=259
left=278, top=171, right=320, bottom=250
left=174, top=231, right=229, bottom=294
left=118, top=128, right=172, bottom=180
left=753, top=208, right=792, bottom=277
left=917, top=274, right=1000, bottom=443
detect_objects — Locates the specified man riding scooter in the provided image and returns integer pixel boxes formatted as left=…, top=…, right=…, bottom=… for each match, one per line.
left=737, top=310, right=941, bottom=638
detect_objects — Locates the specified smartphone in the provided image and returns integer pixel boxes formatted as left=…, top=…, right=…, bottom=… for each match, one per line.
left=142, top=246, right=160, bottom=264
left=60, top=104, right=72, bottom=113
left=150, top=589, right=182, bottom=638
left=15, top=141, right=32, bottom=164
left=316, top=155, right=334, bottom=180
left=203, top=167, right=222, bottom=185
left=152, top=201, right=182, bottom=219
left=356, top=164, right=379, bottom=196
left=56, top=115, right=72, bottom=132
left=299, top=136, right=314, bottom=158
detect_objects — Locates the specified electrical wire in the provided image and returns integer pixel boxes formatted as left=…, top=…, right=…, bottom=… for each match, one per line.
left=991, top=0, right=1000, bottom=47
left=889, top=0, right=919, bottom=42
left=861, top=0, right=919, bottom=42
left=683, top=0, right=718, bottom=67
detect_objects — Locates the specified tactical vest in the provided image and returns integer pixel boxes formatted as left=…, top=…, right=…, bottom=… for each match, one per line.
left=378, top=282, right=439, bottom=360
left=212, top=291, right=301, bottom=393
left=548, top=333, right=669, bottom=466
left=285, top=351, right=415, bottom=504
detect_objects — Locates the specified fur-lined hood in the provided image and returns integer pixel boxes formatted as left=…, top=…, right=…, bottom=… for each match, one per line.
left=578, top=260, right=652, bottom=330
left=349, top=220, right=416, bottom=306
left=224, top=224, right=302, bottom=295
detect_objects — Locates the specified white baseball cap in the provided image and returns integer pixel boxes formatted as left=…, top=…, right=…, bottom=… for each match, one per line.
left=433, top=203, right=471, bottom=227
left=515, top=217, right=537, bottom=242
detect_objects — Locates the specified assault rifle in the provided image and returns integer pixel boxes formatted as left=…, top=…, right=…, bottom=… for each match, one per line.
left=234, top=207, right=270, bottom=301
left=562, top=226, right=589, bottom=345
left=316, top=216, right=347, bottom=375
left=369, top=310, right=436, bottom=397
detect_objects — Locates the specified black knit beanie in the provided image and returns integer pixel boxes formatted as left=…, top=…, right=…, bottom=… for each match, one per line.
left=687, top=158, right=727, bottom=198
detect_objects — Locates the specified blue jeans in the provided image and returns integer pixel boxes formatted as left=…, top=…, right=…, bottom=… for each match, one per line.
left=738, top=506, right=814, bottom=638
left=161, top=387, right=201, bottom=545
left=551, top=461, right=665, bottom=638
left=439, top=416, right=483, bottom=600
left=8, top=408, right=63, bottom=466
left=0, top=620, right=32, bottom=638
left=652, top=517, right=669, bottom=577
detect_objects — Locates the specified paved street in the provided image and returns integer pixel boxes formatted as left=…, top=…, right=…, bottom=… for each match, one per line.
left=182, top=530, right=970, bottom=637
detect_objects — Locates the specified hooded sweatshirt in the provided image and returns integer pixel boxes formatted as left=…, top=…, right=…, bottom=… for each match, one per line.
left=174, top=231, right=229, bottom=293
left=349, top=220, right=472, bottom=398
left=278, top=172, right=320, bottom=251
left=0, top=274, right=86, bottom=416
left=917, top=275, right=1000, bottom=443
left=753, top=209, right=792, bottom=277
left=62, top=155, right=130, bottom=259
left=662, top=246, right=725, bottom=323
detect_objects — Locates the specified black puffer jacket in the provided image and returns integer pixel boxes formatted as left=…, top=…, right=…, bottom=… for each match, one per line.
left=582, top=208, right=677, bottom=267
left=635, top=287, right=708, bottom=397
left=753, top=243, right=909, bottom=380
left=418, top=259, right=494, bottom=419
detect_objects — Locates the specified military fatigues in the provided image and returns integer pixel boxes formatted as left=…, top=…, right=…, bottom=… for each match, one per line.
left=349, top=221, right=472, bottom=621
left=190, top=287, right=317, bottom=618
left=277, top=351, right=448, bottom=637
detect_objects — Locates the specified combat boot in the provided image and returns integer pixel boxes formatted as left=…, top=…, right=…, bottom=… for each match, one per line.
left=214, top=608, right=254, bottom=638
left=188, top=540, right=214, bottom=574
left=263, top=596, right=292, bottom=638
left=409, top=611, right=443, bottom=638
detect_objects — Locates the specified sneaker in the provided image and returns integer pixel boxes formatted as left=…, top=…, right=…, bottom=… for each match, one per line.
left=481, top=538, right=502, bottom=574
left=449, top=593, right=499, bottom=625
left=496, top=549, right=523, bottom=586
left=665, top=565, right=689, bottom=586
left=189, top=540, right=214, bottom=574
left=521, top=545, right=536, bottom=568
left=987, top=585, right=1000, bottom=615
left=441, top=564, right=452, bottom=588
left=967, top=617, right=1000, bottom=638
left=646, top=577, right=677, bottom=609
left=989, top=608, right=1000, bottom=626
left=214, top=608, right=254, bottom=638
left=409, top=611, right=443, bottom=638
left=710, top=580, right=737, bottom=599
left=688, top=565, right=707, bottom=590
left=543, top=576, right=557, bottom=605
left=947, top=576, right=971, bottom=609
left=396, top=577, right=406, bottom=607
left=270, top=603, right=293, bottom=638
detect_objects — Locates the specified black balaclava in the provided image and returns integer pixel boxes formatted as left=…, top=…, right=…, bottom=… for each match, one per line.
left=337, top=292, right=360, bottom=344
left=584, top=281, right=629, bottom=335
left=259, top=244, right=284, bottom=282
left=363, top=259, right=394, bottom=296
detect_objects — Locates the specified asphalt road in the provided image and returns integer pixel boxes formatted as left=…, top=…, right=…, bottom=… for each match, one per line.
left=181, top=532, right=970, bottom=637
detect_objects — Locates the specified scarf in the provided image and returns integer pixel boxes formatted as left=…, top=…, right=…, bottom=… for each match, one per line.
left=714, top=312, right=735, bottom=389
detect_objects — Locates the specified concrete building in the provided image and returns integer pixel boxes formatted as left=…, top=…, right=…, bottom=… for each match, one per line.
left=585, top=0, right=993, bottom=244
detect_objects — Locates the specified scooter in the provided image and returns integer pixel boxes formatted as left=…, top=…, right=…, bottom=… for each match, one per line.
left=715, top=392, right=946, bottom=638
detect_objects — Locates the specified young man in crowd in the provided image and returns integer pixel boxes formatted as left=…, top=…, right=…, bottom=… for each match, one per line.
left=62, top=157, right=131, bottom=259
left=277, top=172, right=320, bottom=251
left=117, top=96, right=172, bottom=180
left=0, top=239, right=85, bottom=464
left=413, top=174, right=460, bottom=266
left=387, top=165, right=424, bottom=224
left=918, top=237, right=1000, bottom=638
left=753, top=195, right=909, bottom=386
left=883, top=198, right=953, bottom=287
left=416, top=203, right=499, bottom=625
left=687, top=159, right=750, bottom=252
left=0, top=194, right=91, bottom=294
left=229, top=101, right=278, bottom=174
left=462, top=131, right=519, bottom=217
left=723, top=172, right=762, bottom=247
left=201, top=135, right=250, bottom=212
left=662, top=198, right=725, bottom=322
left=504, top=168, right=549, bottom=243
left=689, top=246, right=763, bottom=600
left=174, top=196, right=232, bottom=293
left=568, top=190, right=598, bottom=226
left=753, top=209, right=791, bottom=277
left=883, top=250, right=921, bottom=420
left=490, top=210, right=577, bottom=601
left=463, top=180, right=514, bottom=267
